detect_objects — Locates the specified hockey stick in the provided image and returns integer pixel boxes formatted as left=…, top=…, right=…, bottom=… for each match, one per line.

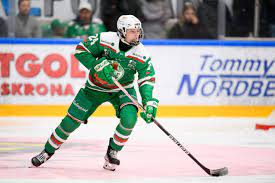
left=111, top=77, right=228, bottom=177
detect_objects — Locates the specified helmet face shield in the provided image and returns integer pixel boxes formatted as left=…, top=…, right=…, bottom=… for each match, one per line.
left=117, top=15, right=144, bottom=46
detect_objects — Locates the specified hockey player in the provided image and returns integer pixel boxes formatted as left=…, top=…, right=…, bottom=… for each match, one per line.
left=31, top=15, right=158, bottom=171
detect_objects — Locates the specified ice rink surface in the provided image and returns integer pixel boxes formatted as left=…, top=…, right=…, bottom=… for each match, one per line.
left=0, top=117, right=275, bottom=183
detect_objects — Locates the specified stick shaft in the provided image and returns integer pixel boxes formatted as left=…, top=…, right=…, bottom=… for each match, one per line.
left=111, top=77, right=211, bottom=175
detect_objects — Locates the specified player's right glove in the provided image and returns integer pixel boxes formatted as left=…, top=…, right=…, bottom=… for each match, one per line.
left=140, top=98, right=159, bottom=124
left=94, top=58, right=115, bottom=84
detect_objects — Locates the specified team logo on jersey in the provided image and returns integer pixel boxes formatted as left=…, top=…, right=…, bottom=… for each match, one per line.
left=111, top=61, right=124, bottom=80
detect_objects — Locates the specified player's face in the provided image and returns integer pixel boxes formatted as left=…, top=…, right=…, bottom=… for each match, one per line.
left=19, top=0, right=30, bottom=16
left=125, top=29, right=141, bottom=44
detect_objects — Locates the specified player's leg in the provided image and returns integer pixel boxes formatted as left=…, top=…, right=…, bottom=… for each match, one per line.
left=103, top=88, right=138, bottom=171
left=31, top=88, right=102, bottom=167
left=30, top=115, right=82, bottom=167
left=110, top=104, right=138, bottom=151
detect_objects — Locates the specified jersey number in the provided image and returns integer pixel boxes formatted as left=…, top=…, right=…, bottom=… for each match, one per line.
left=88, top=34, right=98, bottom=46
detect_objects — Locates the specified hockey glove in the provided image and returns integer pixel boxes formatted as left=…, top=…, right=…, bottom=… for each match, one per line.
left=94, top=58, right=115, bottom=84
left=140, top=98, right=159, bottom=124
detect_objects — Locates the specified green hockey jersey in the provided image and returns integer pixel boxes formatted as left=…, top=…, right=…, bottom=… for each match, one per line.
left=74, top=32, right=156, bottom=104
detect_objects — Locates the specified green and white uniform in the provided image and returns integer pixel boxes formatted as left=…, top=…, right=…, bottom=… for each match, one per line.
left=44, top=32, right=156, bottom=153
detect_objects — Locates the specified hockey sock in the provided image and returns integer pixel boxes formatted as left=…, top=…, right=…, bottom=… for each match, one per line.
left=110, top=105, right=137, bottom=151
left=45, top=116, right=81, bottom=154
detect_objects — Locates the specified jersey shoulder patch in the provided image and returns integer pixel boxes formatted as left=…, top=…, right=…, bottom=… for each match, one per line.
left=99, top=32, right=119, bottom=53
left=126, top=43, right=151, bottom=64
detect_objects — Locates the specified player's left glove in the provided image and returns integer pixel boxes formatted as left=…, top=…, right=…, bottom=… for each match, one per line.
left=140, top=98, right=159, bottom=124
left=94, top=58, right=115, bottom=84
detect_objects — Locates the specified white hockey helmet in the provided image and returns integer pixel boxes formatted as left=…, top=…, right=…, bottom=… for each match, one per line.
left=117, top=15, right=144, bottom=46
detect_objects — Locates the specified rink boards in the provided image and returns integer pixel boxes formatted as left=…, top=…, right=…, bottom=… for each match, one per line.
left=0, top=39, right=274, bottom=117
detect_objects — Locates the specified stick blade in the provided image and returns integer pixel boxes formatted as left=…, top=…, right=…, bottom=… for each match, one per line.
left=210, top=167, right=228, bottom=176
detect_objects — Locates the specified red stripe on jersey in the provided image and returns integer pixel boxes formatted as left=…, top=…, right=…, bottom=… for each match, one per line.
left=50, top=134, right=62, bottom=146
left=93, top=73, right=108, bottom=85
left=114, top=134, right=128, bottom=143
left=89, top=74, right=132, bottom=89
left=150, top=78, right=155, bottom=82
left=126, top=55, right=145, bottom=64
left=138, top=77, right=155, bottom=87
left=100, top=43, right=117, bottom=53
left=76, top=45, right=87, bottom=51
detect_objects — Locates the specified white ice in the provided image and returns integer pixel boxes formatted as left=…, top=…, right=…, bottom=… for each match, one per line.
left=0, top=117, right=275, bottom=183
